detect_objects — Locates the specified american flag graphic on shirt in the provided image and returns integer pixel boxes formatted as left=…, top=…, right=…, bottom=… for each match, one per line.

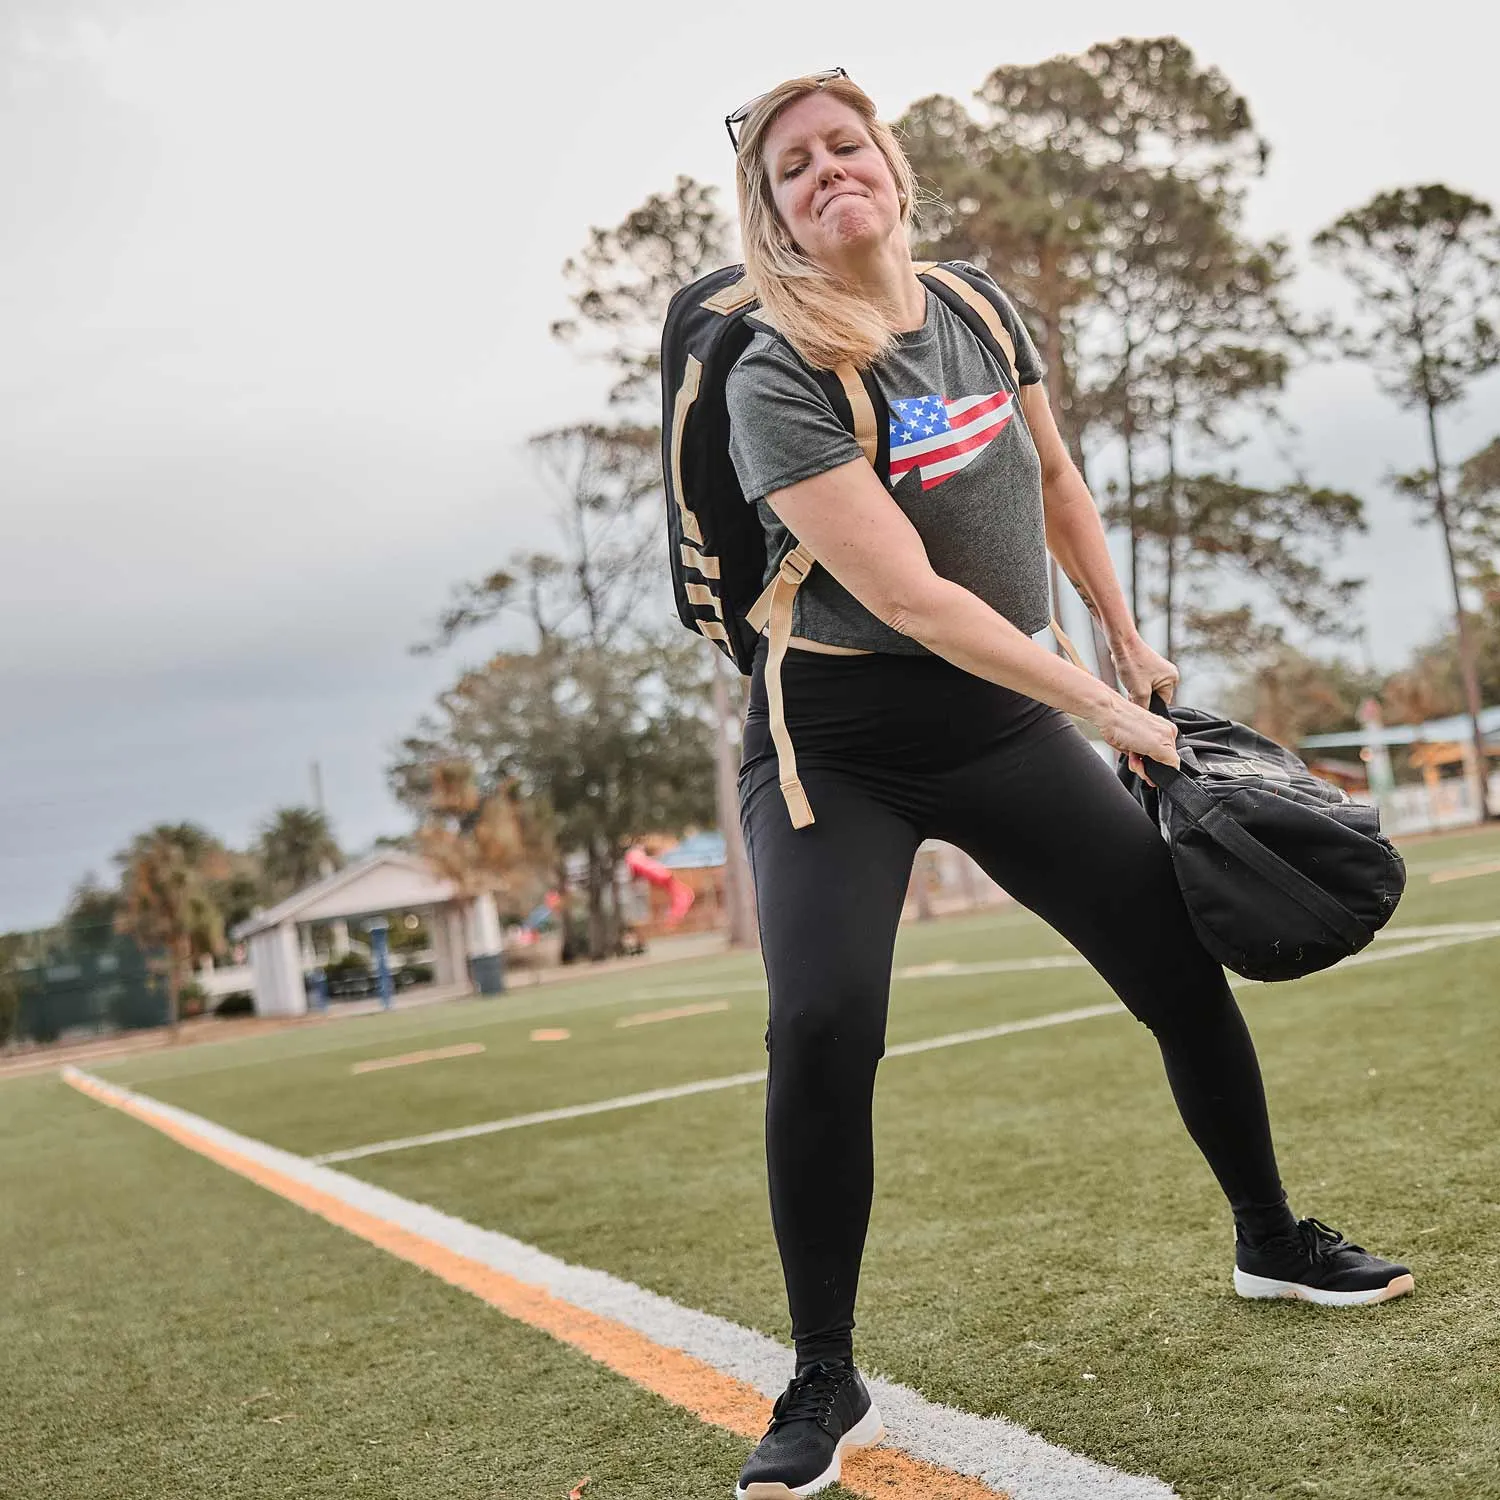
left=889, top=390, right=1015, bottom=491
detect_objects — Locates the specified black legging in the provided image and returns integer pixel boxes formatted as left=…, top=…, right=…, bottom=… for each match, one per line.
left=738, top=642, right=1293, bottom=1368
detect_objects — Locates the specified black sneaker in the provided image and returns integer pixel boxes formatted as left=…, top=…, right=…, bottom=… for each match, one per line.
left=735, top=1360, right=884, bottom=1499
left=1235, top=1217, right=1414, bottom=1306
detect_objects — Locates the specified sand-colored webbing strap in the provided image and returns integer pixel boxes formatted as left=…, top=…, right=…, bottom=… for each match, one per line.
left=670, top=356, right=706, bottom=545
left=1051, top=613, right=1090, bottom=673
left=701, top=277, right=758, bottom=315
left=745, top=543, right=817, bottom=828
left=680, top=542, right=720, bottom=579
left=834, top=364, right=878, bottom=465
left=918, top=265, right=1018, bottom=374
left=684, top=581, right=724, bottom=618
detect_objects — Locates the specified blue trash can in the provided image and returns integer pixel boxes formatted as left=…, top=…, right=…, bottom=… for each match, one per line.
left=470, top=952, right=505, bottom=996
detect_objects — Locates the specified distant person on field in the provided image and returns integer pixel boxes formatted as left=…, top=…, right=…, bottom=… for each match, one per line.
left=711, top=70, right=1413, bottom=1500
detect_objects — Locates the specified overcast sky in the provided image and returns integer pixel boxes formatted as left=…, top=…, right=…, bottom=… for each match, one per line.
left=3, top=0, right=1498, bottom=931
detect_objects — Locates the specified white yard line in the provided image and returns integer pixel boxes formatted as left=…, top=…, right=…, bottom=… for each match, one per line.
left=311, top=924, right=1500, bottom=1166
left=313, top=1069, right=771, bottom=1163
left=629, top=953, right=1089, bottom=1005
left=65, top=1067, right=1178, bottom=1500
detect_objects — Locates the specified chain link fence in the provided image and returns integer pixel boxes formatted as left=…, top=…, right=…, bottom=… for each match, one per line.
left=7, top=925, right=168, bottom=1045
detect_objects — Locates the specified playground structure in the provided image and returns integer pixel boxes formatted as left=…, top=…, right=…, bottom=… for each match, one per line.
left=624, top=847, right=696, bottom=926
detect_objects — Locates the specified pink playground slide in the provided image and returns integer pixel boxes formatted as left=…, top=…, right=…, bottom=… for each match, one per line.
left=625, top=847, right=696, bottom=926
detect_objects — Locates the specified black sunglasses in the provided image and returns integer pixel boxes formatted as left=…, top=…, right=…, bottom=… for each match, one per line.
left=725, top=67, right=849, bottom=150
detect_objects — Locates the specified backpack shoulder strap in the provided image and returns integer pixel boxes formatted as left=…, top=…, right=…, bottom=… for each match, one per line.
left=915, top=262, right=1019, bottom=374
left=915, top=261, right=1090, bottom=673
left=746, top=308, right=880, bottom=468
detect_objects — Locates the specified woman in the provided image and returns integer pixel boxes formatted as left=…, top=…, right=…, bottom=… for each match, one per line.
left=721, top=72, right=1411, bottom=1500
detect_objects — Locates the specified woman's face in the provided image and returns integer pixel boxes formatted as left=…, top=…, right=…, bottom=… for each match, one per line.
left=761, top=93, right=902, bottom=266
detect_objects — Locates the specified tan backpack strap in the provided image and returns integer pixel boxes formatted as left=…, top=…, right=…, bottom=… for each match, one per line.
left=832, top=364, right=878, bottom=466
left=745, top=544, right=817, bottom=829
left=669, top=356, right=706, bottom=545
left=1051, top=613, right=1090, bottom=673
left=918, top=265, right=1018, bottom=375
left=701, top=276, right=758, bottom=315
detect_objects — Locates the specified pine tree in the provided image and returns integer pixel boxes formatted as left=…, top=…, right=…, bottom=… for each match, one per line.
left=1315, top=185, right=1500, bottom=817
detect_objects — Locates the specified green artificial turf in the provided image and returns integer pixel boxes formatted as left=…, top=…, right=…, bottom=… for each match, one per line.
left=103, top=826, right=1498, bottom=1163
left=338, top=849, right=1500, bottom=1500
left=13, top=825, right=1499, bottom=1499
left=0, top=1075, right=759, bottom=1499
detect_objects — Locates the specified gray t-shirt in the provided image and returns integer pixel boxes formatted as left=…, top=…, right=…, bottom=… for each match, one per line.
left=726, top=282, right=1049, bottom=654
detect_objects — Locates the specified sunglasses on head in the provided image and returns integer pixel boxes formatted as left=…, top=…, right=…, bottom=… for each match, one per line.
left=724, top=67, right=849, bottom=150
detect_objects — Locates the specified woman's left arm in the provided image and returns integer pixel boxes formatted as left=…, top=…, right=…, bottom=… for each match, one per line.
left=1018, top=383, right=1179, bottom=707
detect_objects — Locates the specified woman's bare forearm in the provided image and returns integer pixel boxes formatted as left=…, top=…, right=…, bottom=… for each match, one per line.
left=889, top=576, right=1117, bottom=724
left=1041, top=458, right=1138, bottom=647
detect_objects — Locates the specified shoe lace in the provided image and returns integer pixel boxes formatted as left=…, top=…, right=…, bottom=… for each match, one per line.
left=768, top=1362, right=854, bottom=1434
left=1300, top=1216, right=1364, bottom=1258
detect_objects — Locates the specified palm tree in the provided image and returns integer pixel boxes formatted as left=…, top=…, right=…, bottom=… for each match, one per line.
left=257, top=807, right=343, bottom=902
left=115, top=828, right=226, bottom=1031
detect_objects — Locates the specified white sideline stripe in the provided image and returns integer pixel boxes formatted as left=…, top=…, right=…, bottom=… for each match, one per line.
left=311, top=925, right=1500, bottom=1166
left=66, top=1067, right=1177, bottom=1500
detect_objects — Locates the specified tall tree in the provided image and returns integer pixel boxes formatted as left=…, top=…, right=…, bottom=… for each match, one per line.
left=425, top=424, right=665, bottom=655
left=1223, top=638, right=1372, bottom=748
left=394, top=637, right=716, bottom=959
left=551, top=175, right=733, bottom=408
left=1125, top=474, right=1365, bottom=663
left=257, top=807, right=343, bottom=902
left=898, top=39, right=1316, bottom=671
left=1455, top=435, right=1500, bottom=592
left=901, top=38, right=1267, bottom=455
left=1121, top=267, right=1302, bottom=660
left=115, top=827, right=226, bottom=1031
left=414, top=761, right=554, bottom=920
left=542, top=177, right=758, bottom=946
left=1315, top=185, right=1500, bottom=817
left=1379, top=583, right=1500, bottom=727
left=63, top=877, right=121, bottom=951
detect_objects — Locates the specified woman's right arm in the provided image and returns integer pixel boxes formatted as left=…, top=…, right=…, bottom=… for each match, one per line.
left=763, top=456, right=1180, bottom=769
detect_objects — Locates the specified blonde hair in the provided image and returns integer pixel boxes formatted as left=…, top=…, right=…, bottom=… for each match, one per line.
left=735, top=74, right=918, bottom=372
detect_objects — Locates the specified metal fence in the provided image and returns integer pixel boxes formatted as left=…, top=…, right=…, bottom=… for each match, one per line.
left=12, top=928, right=168, bottom=1044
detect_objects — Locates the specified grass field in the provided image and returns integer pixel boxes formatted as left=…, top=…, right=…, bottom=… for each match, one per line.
left=4, top=827, right=1499, bottom=1500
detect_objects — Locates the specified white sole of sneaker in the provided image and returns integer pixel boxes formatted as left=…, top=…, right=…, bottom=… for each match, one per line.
left=735, top=1404, right=886, bottom=1499
left=1234, top=1268, right=1416, bottom=1306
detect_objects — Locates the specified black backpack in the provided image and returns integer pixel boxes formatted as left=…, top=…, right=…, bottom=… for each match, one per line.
left=1120, top=699, right=1407, bottom=981
left=658, top=260, right=1028, bottom=675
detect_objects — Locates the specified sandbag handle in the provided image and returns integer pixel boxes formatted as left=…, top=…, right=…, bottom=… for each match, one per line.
left=1139, top=695, right=1369, bottom=955
left=1141, top=691, right=1184, bottom=790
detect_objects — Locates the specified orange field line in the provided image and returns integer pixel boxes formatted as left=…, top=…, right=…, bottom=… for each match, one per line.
left=350, top=1042, right=487, bottom=1074
left=63, top=1070, right=1005, bottom=1500
left=616, top=1000, right=732, bottom=1028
